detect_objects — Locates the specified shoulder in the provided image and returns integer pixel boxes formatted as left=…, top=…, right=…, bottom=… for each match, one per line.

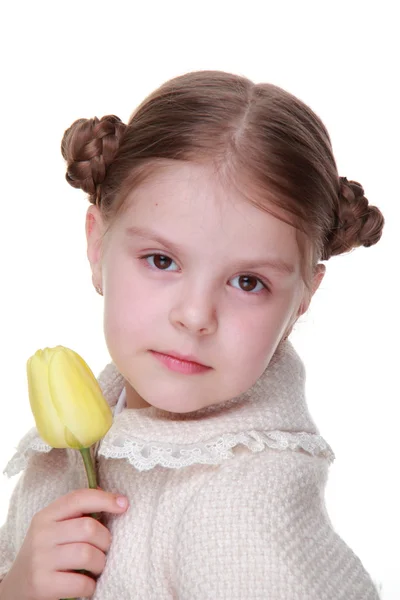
left=174, top=448, right=380, bottom=600
left=4, top=426, right=87, bottom=494
left=178, top=448, right=329, bottom=542
left=190, top=445, right=329, bottom=501
left=14, top=443, right=84, bottom=498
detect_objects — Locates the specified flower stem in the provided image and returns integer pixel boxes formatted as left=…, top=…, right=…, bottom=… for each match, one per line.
left=79, top=446, right=101, bottom=521
left=79, top=447, right=97, bottom=489
left=60, top=447, right=100, bottom=600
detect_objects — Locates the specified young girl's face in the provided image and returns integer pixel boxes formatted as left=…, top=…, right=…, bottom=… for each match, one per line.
left=87, top=162, right=323, bottom=412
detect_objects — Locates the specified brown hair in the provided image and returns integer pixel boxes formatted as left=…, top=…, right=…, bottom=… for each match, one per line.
left=61, top=70, right=384, bottom=289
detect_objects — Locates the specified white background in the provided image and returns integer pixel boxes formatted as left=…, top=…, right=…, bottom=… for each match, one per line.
left=0, top=1, right=398, bottom=597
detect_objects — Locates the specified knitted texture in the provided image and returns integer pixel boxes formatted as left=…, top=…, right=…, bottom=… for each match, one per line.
left=0, top=340, right=380, bottom=599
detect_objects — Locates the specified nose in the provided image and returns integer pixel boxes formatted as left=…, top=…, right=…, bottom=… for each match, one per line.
left=169, top=285, right=218, bottom=336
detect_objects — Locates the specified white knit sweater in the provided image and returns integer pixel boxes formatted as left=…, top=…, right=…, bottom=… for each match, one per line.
left=0, top=340, right=380, bottom=599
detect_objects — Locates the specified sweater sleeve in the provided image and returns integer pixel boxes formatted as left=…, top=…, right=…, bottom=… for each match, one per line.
left=0, top=474, right=24, bottom=581
left=0, top=440, right=85, bottom=583
left=175, top=449, right=380, bottom=600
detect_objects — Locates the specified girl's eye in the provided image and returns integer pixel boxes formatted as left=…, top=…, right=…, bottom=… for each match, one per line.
left=142, top=253, right=179, bottom=271
left=141, top=256, right=267, bottom=293
left=230, top=274, right=266, bottom=293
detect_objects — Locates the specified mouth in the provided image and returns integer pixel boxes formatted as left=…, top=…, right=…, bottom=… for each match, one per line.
left=158, top=350, right=210, bottom=367
left=150, top=350, right=212, bottom=374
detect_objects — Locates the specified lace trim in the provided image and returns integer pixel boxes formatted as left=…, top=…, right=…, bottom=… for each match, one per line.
left=3, top=427, right=335, bottom=478
left=3, top=428, right=52, bottom=478
left=98, top=430, right=335, bottom=471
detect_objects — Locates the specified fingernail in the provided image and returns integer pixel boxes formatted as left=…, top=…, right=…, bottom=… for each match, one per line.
left=116, top=496, right=128, bottom=508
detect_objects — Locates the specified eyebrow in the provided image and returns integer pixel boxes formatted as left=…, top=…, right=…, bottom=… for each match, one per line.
left=125, top=225, right=296, bottom=275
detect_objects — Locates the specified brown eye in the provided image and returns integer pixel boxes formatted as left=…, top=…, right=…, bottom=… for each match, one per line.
left=239, top=276, right=258, bottom=292
left=143, top=254, right=178, bottom=271
left=153, top=255, right=172, bottom=269
left=230, top=274, right=265, bottom=293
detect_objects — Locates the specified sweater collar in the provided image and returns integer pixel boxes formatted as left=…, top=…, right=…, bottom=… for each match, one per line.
left=98, top=339, right=317, bottom=434
left=94, top=339, right=334, bottom=470
left=3, top=340, right=335, bottom=477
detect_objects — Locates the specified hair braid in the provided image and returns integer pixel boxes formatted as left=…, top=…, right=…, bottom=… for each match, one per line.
left=61, top=115, right=127, bottom=203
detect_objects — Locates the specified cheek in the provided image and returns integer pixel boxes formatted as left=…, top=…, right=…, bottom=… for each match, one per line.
left=223, top=308, right=274, bottom=346
left=102, top=259, right=153, bottom=337
left=105, top=285, right=156, bottom=337
left=221, top=302, right=290, bottom=361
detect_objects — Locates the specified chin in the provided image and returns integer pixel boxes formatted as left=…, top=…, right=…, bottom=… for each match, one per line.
left=146, top=395, right=208, bottom=414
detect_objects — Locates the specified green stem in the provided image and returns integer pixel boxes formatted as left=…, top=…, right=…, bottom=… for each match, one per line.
left=79, top=447, right=97, bottom=489
left=60, top=447, right=99, bottom=600
left=79, top=447, right=100, bottom=520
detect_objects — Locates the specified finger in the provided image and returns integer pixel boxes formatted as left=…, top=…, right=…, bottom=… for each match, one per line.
left=50, top=570, right=97, bottom=599
left=55, top=542, right=106, bottom=577
left=42, top=489, right=129, bottom=522
left=55, top=517, right=112, bottom=553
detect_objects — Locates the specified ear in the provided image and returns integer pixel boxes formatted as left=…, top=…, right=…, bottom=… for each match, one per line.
left=297, top=263, right=326, bottom=317
left=86, top=205, right=106, bottom=290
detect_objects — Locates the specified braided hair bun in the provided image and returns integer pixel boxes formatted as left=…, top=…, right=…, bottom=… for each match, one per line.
left=61, top=115, right=127, bottom=204
left=322, top=178, right=384, bottom=260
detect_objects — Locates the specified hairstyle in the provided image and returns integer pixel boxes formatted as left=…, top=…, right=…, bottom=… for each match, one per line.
left=61, top=70, right=384, bottom=289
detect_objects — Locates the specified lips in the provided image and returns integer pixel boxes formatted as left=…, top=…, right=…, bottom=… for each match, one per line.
left=150, top=350, right=212, bottom=375
left=154, top=350, right=209, bottom=368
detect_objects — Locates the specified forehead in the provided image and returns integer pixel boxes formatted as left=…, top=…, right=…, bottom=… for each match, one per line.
left=119, top=162, right=300, bottom=265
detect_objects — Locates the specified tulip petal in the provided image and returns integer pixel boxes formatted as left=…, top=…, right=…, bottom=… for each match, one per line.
left=48, top=347, right=113, bottom=449
left=27, top=350, right=68, bottom=448
left=64, top=426, right=83, bottom=449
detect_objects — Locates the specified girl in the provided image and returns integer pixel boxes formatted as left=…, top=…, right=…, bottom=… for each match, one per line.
left=0, top=71, right=384, bottom=599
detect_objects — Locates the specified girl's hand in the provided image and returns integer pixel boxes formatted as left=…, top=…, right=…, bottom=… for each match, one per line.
left=0, top=488, right=129, bottom=600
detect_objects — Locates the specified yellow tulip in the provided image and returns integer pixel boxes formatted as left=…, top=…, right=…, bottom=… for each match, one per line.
left=27, top=346, right=112, bottom=599
left=27, top=346, right=113, bottom=449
